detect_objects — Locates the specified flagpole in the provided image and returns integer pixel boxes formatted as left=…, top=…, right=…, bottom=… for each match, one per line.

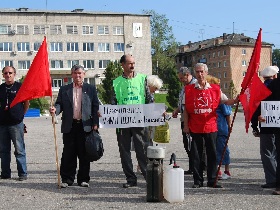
left=213, top=100, right=240, bottom=187
left=51, top=97, right=61, bottom=188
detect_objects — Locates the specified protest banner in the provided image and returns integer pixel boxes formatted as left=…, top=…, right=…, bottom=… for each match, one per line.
left=99, top=103, right=166, bottom=128
left=261, top=101, right=280, bottom=127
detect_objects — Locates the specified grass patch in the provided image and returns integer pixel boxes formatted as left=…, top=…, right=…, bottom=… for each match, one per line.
left=154, top=93, right=174, bottom=112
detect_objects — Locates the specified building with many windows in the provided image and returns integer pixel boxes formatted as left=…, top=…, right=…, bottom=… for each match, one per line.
left=176, top=33, right=273, bottom=97
left=0, top=8, right=152, bottom=96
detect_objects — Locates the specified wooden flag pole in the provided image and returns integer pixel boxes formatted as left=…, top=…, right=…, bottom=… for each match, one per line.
left=213, top=100, right=240, bottom=187
left=51, top=97, right=61, bottom=188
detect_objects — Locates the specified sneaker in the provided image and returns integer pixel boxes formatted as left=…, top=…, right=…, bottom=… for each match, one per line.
left=79, top=182, right=89, bottom=187
left=60, top=182, right=69, bottom=188
left=221, top=173, right=231, bottom=180
left=218, top=170, right=222, bottom=180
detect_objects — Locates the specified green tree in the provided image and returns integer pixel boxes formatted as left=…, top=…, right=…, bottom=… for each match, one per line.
left=143, top=10, right=180, bottom=107
left=272, top=48, right=280, bottom=68
left=166, top=68, right=181, bottom=108
left=100, top=61, right=123, bottom=104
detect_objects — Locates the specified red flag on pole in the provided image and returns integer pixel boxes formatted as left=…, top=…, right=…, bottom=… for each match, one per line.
left=239, top=73, right=271, bottom=132
left=239, top=28, right=271, bottom=132
left=240, top=28, right=262, bottom=93
left=10, top=37, right=52, bottom=108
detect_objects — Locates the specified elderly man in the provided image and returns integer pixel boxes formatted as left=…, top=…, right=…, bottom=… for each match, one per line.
left=183, top=63, right=236, bottom=188
left=172, top=67, right=197, bottom=175
left=251, top=66, right=278, bottom=189
left=50, top=65, right=99, bottom=188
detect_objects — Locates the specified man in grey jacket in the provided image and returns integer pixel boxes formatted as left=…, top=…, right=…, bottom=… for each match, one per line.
left=50, top=65, right=99, bottom=188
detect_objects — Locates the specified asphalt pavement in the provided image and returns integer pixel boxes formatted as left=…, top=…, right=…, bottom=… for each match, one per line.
left=0, top=112, right=279, bottom=210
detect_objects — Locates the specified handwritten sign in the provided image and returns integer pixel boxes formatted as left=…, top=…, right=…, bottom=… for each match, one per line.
left=261, top=101, right=280, bottom=127
left=99, top=103, right=166, bottom=128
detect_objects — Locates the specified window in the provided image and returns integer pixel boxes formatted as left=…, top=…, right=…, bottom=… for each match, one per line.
left=97, top=25, right=109, bottom=35
left=34, top=25, right=45, bottom=34
left=113, top=26, right=123, bottom=35
left=224, top=72, right=227, bottom=78
left=18, top=60, right=30, bottom=69
left=0, top=24, right=11, bottom=34
left=83, top=43, right=94, bottom=52
left=99, top=60, right=110, bottom=69
left=217, top=72, right=221, bottom=78
left=0, top=42, right=12, bottom=51
left=217, top=51, right=220, bottom=57
left=50, top=42, right=63, bottom=52
left=218, top=62, right=221, bottom=68
left=17, top=42, right=30, bottom=51
left=114, top=43, right=124, bottom=52
left=224, top=83, right=228, bottom=89
left=67, top=42, right=79, bottom=52
left=83, top=60, right=94, bottom=69
left=17, top=25, right=29, bottom=35
left=67, top=60, right=79, bottom=68
left=212, top=52, right=215, bottom=58
left=66, top=25, right=78, bottom=34
left=242, top=49, right=246, bottom=55
left=243, top=71, right=246, bottom=77
left=51, top=60, right=63, bottom=68
left=223, top=61, right=227, bottom=67
left=98, top=43, right=110, bottom=52
left=50, top=25, right=62, bottom=35
left=213, top=63, right=216, bottom=68
left=34, top=42, right=41, bottom=51
left=223, top=50, right=226, bottom=56
left=52, top=79, right=63, bottom=88
left=208, top=53, right=211, bottom=59
left=82, top=26, right=94, bottom=35
left=242, top=60, right=246, bottom=66
left=0, top=60, right=13, bottom=69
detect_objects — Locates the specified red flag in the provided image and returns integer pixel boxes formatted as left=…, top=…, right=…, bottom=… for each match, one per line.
left=10, top=37, right=52, bottom=108
left=240, top=28, right=262, bottom=94
left=239, top=28, right=272, bottom=132
left=239, top=73, right=271, bottom=132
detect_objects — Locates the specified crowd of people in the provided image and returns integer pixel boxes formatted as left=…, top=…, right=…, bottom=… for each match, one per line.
left=1, top=55, right=280, bottom=195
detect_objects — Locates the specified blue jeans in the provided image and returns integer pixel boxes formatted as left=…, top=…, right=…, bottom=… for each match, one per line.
left=0, top=122, right=27, bottom=178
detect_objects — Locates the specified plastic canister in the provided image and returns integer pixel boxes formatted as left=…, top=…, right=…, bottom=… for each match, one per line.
left=163, top=153, right=184, bottom=203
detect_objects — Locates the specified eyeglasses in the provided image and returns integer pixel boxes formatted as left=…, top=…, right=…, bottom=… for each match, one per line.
left=3, top=72, right=14, bottom=75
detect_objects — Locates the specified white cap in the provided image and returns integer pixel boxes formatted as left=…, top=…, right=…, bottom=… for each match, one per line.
left=260, top=66, right=279, bottom=77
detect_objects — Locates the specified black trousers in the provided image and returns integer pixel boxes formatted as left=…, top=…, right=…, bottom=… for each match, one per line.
left=60, top=122, right=90, bottom=185
left=181, top=122, right=193, bottom=172
left=274, top=133, right=280, bottom=188
left=191, top=132, right=217, bottom=185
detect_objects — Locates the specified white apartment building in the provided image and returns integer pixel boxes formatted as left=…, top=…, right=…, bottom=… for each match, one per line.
left=0, top=8, right=152, bottom=95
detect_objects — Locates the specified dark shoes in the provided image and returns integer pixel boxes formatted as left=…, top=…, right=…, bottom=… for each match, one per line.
left=261, top=183, right=276, bottom=188
left=192, top=183, right=203, bottom=188
left=272, top=188, right=280, bottom=195
left=18, top=176, right=27, bottom=181
left=0, top=175, right=11, bottom=179
left=184, top=170, right=193, bottom=175
left=207, top=183, right=223, bottom=188
left=123, top=182, right=137, bottom=188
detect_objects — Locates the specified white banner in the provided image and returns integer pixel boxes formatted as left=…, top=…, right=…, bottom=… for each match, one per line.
left=261, top=101, right=280, bottom=127
left=99, top=103, right=166, bottom=128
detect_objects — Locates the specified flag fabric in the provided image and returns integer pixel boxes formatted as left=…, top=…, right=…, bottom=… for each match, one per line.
left=10, top=37, right=52, bottom=108
left=239, top=72, right=271, bottom=132
left=239, top=28, right=272, bottom=132
left=240, top=28, right=262, bottom=93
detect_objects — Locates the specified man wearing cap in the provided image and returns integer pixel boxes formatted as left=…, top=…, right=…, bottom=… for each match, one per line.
left=251, top=66, right=279, bottom=189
